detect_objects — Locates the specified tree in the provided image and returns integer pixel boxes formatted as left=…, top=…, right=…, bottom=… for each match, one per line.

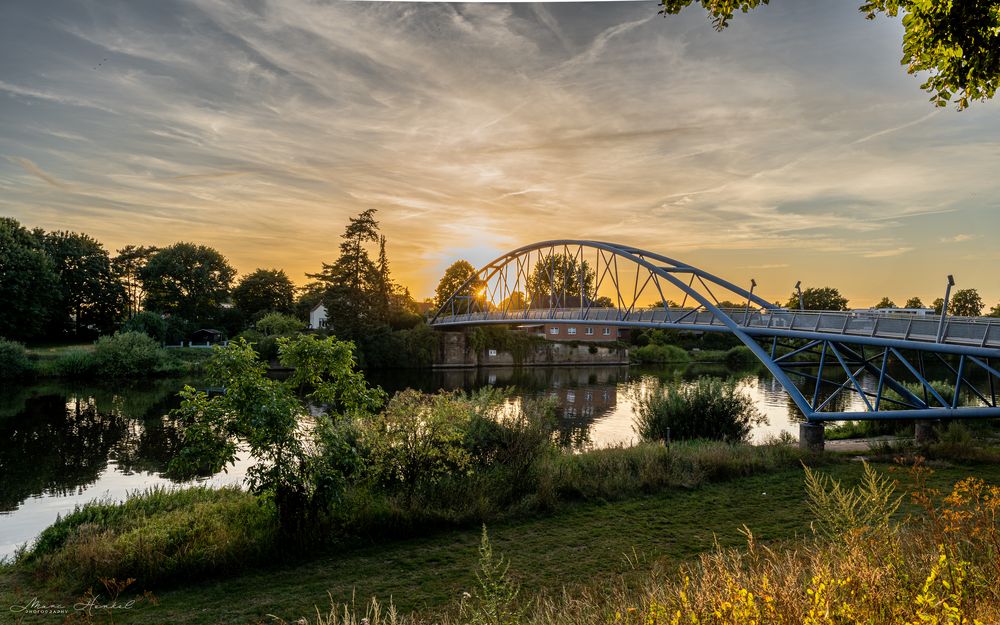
left=232, top=268, right=295, bottom=322
left=988, top=303, right=1000, bottom=318
left=904, top=296, right=924, bottom=309
left=784, top=287, right=849, bottom=311
left=525, top=253, right=595, bottom=306
left=140, top=242, right=236, bottom=322
left=0, top=218, right=59, bottom=340
left=499, top=291, right=529, bottom=312
left=948, top=288, right=984, bottom=317
left=113, top=245, right=158, bottom=317
left=434, top=260, right=486, bottom=313
left=43, top=230, right=127, bottom=336
left=931, top=297, right=944, bottom=315
left=874, top=297, right=896, bottom=309
left=306, top=209, right=387, bottom=339
left=659, top=0, right=1000, bottom=110
left=167, top=335, right=384, bottom=532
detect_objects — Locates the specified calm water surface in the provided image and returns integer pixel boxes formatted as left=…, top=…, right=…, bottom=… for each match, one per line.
left=0, top=364, right=865, bottom=558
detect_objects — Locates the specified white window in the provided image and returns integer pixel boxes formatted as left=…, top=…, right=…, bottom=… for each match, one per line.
left=488, top=349, right=497, bottom=357
left=549, top=327, right=559, bottom=335
left=585, top=327, right=594, bottom=335
left=602, top=327, right=611, bottom=336
left=567, top=327, right=577, bottom=335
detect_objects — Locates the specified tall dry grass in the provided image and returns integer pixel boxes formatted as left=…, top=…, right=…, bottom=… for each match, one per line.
left=277, top=461, right=1000, bottom=625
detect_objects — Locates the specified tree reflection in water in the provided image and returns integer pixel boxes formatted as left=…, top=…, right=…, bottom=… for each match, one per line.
left=0, top=379, right=188, bottom=512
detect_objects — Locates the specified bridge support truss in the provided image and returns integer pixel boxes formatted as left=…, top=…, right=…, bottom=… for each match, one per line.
left=430, top=240, right=1000, bottom=438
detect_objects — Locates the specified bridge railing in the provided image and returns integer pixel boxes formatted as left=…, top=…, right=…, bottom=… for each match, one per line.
left=430, top=307, right=1000, bottom=349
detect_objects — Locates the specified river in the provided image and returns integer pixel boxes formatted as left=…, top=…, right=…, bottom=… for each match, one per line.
left=0, top=364, right=864, bottom=558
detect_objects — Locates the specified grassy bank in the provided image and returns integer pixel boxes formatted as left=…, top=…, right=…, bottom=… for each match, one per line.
left=4, top=457, right=1000, bottom=625
left=8, top=338, right=212, bottom=379
left=7, top=441, right=807, bottom=591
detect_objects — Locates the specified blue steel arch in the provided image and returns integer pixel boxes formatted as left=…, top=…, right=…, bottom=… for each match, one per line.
left=430, top=240, right=1000, bottom=423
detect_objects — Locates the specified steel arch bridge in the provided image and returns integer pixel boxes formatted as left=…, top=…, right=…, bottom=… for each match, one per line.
left=429, top=240, right=1000, bottom=423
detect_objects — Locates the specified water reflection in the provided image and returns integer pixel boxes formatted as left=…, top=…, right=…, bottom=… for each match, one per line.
left=5, top=361, right=985, bottom=558
left=0, top=379, right=249, bottom=559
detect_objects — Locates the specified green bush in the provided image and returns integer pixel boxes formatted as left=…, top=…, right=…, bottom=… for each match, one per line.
left=121, top=311, right=167, bottom=342
left=93, top=331, right=164, bottom=378
left=724, top=345, right=757, bottom=370
left=256, top=311, right=305, bottom=336
left=632, top=343, right=691, bottom=364
left=465, top=391, right=557, bottom=481
left=634, top=377, right=765, bottom=443
left=364, top=389, right=474, bottom=492
left=0, top=338, right=33, bottom=378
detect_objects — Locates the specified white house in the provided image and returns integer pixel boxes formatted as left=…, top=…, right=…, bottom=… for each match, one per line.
left=308, top=303, right=328, bottom=329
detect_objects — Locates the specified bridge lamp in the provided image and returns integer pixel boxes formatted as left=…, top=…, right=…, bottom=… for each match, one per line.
left=936, top=274, right=956, bottom=342
left=743, top=279, right=757, bottom=324
left=795, top=281, right=804, bottom=311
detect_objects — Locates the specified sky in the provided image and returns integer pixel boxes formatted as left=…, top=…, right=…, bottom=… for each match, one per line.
left=1, top=0, right=998, bottom=306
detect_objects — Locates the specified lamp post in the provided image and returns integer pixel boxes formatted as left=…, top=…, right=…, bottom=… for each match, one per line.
left=936, top=274, right=955, bottom=343
left=795, top=281, right=804, bottom=311
left=744, top=278, right=757, bottom=324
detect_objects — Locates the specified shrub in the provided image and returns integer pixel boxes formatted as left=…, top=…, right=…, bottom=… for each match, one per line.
left=49, top=349, right=98, bottom=378
left=121, top=311, right=167, bottom=342
left=234, top=328, right=281, bottom=362
left=0, top=338, right=33, bottom=379
left=465, top=391, right=557, bottom=481
left=364, top=389, right=474, bottom=492
left=634, top=377, right=765, bottom=443
left=632, top=344, right=690, bottom=364
left=256, top=311, right=305, bottom=336
left=723, top=345, right=757, bottom=370
left=93, top=331, right=164, bottom=378
left=168, top=336, right=383, bottom=533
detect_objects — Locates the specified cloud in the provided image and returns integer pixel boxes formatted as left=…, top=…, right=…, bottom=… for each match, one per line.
left=0, top=0, right=998, bottom=304
left=5, top=157, right=70, bottom=189
left=940, top=234, right=978, bottom=243
left=863, top=247, right=914, bottom=258
left=852, top=111, right=938, bottom=144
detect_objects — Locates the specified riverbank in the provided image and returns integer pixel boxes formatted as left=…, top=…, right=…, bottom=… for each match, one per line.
left=3, top=339, right=212, bottom=380
left=3, top=453, right=999, bottom=625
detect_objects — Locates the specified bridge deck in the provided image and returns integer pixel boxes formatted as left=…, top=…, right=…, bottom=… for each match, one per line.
left=431, top=308, right=1000, bottom=352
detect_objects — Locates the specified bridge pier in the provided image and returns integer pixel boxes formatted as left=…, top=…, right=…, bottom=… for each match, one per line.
left=914, top=420, right=938, bottom=446
left=799, top=422, right=825, bottom=452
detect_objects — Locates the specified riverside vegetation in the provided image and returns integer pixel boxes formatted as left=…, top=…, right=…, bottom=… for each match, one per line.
left=5, top=336, right=804, bottom=587
left=4, top=335, right=1000, bottom=624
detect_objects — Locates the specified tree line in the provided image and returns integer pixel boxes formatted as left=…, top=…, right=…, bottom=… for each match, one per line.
left=0, top=211, right=421, bottom=345
left=3, top=212, right=998, bottom=347
left=785, top=286, right=1000, bottom=317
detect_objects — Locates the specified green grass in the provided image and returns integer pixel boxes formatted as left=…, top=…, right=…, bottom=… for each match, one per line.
left=5, top=457, right=1000, bottom=625
left=26, top=342, right=96, bottom=357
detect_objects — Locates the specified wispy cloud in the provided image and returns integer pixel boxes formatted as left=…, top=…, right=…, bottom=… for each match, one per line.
left=0, top=0, right=998, bottom=304
left=5, top=157, right=71, bottom=189
left=941, top=234, right=978, bottom=243
left=863, top=247, right=914, bottom=258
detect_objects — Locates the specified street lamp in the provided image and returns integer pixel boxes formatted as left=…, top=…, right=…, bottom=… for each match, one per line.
left=744, top=278, right=757, bottom=324
left=936, top=274, right=956, bottom=342
left=795, top=281, right=804, bottom=311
